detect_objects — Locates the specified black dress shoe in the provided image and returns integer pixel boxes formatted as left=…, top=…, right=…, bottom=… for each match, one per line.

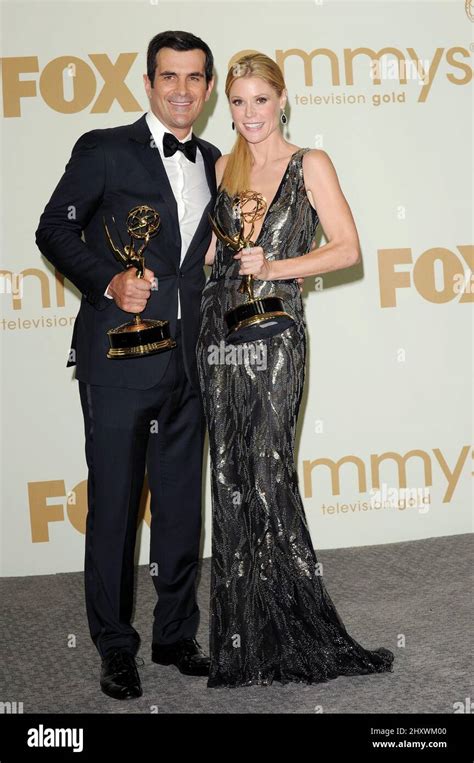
left=151, top=637, right=210, bottom=676
left=100, top=649, right=143, bottom=700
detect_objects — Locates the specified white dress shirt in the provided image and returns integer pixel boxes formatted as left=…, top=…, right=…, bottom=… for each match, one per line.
left=105, top=111, right=211, bottom=320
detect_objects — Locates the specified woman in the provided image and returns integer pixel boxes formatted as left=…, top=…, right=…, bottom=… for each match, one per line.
left=196, top=53, right=394, bottom=688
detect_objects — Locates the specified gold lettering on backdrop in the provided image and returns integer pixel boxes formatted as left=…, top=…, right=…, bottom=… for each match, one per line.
left=1, top=54, right=140, bottom=116
left=28, top=480, right=152, bottom=541
left=413, top=248, right=467, bottom=304
left=303, top=456, right=367, bottom=497
left=378, top=249, right=412, bottom=309
left=1, top=56, right=39, bottom=117
left=0, top=269, right=49, bottom=309
left=1, top=47, right=472, bottom=116
left=378, top=247, right=474, bottom=307
left=89, top=53, right=141, bottom=112
left=371, top=451, right=433, bottom=490
left=433, top=446, right=471, bottom=503
left=0, top=268, right=65, bottom=310
left=277, top=47, right=342, bottom=85
left=303, top=447, right=471, bottom=504
left=39, top=56, right=96, bottom=113
left=29, top=480, right=65, bottom=542
left=273, top=46, right=472, bottom=102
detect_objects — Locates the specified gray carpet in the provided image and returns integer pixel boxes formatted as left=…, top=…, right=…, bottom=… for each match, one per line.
left=1, top=535, right=472, bottom=714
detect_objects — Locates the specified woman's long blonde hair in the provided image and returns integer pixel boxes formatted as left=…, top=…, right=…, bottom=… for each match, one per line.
left=220, top=53, right=286, bottom=197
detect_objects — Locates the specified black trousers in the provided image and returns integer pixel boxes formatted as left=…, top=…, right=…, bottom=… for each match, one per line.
left=78, top=320, right=205, bottom=658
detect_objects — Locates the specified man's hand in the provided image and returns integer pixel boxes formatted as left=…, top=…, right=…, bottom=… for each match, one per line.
left=296, top=277, right=304, bottom=293
left=108, top=267, right=155, bottom=313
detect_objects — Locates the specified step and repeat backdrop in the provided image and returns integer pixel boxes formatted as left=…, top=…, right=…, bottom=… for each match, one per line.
left=0, top=0, right=472, bottom=575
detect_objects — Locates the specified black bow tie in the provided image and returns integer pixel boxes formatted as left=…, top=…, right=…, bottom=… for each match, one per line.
left=162, top=132, right=197, bottom=163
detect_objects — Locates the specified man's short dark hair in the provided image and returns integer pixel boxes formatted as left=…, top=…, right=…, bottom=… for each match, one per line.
left=147, top=30, right=214, bottom=86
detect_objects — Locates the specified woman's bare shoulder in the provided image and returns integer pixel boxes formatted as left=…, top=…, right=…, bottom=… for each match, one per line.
left=302, top=148, right=334, bottom=171
left=302, top=148, right=341, bottom=188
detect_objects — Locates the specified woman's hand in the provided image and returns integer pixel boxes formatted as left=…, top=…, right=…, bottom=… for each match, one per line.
left=234, top=246, right=273, bottom=280
left=234, top=248, right=305, bottom=292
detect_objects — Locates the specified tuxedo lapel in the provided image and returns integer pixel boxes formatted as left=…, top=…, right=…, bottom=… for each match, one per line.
left=128, top=115, right=181, bottom=257
left=128, top=115, right=217, bottom=272
left=180, top=135, right=217, bottom=270
left=198, top=136, right=218, bottom=199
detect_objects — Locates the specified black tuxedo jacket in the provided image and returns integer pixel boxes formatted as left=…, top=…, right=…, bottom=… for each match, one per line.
left=35, top=114, right=220, bottom=390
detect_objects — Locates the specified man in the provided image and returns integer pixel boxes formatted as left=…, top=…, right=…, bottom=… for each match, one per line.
left=36, top=31, right=220, bottom=700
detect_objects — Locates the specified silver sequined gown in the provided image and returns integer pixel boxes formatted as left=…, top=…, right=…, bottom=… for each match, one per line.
left=196, top=148, right=394, bottom=688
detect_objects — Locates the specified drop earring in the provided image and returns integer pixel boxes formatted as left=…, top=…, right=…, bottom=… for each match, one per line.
left=231, top=121, right=235, bottom=130
left=280, top=110, right=287, bottom=125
